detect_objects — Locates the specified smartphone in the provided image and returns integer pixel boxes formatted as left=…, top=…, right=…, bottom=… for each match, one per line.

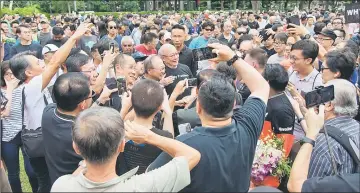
left=305, top=85, right=334, bottom=108
left=186, top=78, right=197, bottom=88
left=105, top=78, right=118, bottom=98
left=109, top=42, right=115, bottom=54
left=192, top=47, right=217, bottom=62
left=116, top=76, right=126, bottom=95
left=287, top=15, right=300, bottom=29
left=259, top=29, right=270, bottom=41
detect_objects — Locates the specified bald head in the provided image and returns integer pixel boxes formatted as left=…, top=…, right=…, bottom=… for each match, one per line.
left=269, top=16, right=277, bottom=24
left=159, top=44, right=179, bottom=68
left=239, top=40, right=254, bottom=54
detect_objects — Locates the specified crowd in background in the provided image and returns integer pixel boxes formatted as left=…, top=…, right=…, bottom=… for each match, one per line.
left=0, top=8, right=359, bottom=192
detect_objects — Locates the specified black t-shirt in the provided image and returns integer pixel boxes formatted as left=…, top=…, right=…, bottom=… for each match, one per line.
left=261, top=46, right=276, bottom=57
left=302, top=173, right=360, bottom=192
left=46, top=37, right=68, bottom=48
left=148, top=97, right=266, bottom=192
left=42, top=103, right=82, bottom=185
left=184, top=37, right=194, bottom=48
left=265, top=93, right=295, bottom=135
left=10, top=42, right=43, bottom=59
left=238, top=83, right=251, bottom=104
left=116, top=128, right=173, bottom=175
left=165, top=64, right=193, bottom=100
left=248, top=21, right=259, bottom=29
left=179, top=46, right=197, bottom=76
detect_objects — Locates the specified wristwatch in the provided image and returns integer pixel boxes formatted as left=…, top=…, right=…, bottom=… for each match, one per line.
left=302, top=34, right=311, bottom=40
left=297, top=117, right=305, bottom=123
left=300, top=136, right=316, bottom=147
left=227, top=54, right=239, bottom=66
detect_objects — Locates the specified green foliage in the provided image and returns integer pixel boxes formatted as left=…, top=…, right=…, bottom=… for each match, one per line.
left=0, top=5, right=43, bottom=17
left=122, top=1, right=140, bottom=12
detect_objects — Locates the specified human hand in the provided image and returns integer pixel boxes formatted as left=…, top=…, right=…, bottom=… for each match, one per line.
left=98, top=86, right=118, bottom=104
left=161, top=89, right=172, bottom=114
left=124, top=120, right=154, bottom=144
left=5, top=78, right=20, bottom=91
left=265, top=28, right=275, bottom=35
left=304, top=105, right=325, bottom=140
left=286, top=82, right=299, bottom=98
left=71, top=23, right=92, bottom=40
left=208, top=43, right=236, bottom=62
left=172, top=80, right=187, bottom=97
left=286, top=23, right=309, bottom=37
left=254, top=35, right=263, bottom=45
left=102, top=51, right=117, bottom=68
left=160, top=76, right=175, bottom=86
left=121, top=90, right=132, bottom=109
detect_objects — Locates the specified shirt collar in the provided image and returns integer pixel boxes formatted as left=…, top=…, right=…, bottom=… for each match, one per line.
left=296, top=68, right=319, bottom=82
left=193, top=121, right=237, bottom=137
left=324, top=116, right=354, bottom=125
left=55, top=108, right=76, bottom=121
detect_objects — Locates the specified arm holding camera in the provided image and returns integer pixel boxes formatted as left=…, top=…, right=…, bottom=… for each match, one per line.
left=208, top=43, right=270, bottom=104
left=1, top=78, right=20, bottom=117
left=93, top=52, right=117, bottom=94
left=288, top=105, right=325, bottom=192
left=161, top=89, right=175, bottom=137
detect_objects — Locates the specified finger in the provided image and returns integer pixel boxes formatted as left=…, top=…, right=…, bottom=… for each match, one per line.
left=318, top=104, right=325, bottom=116
left=207, top=43, right=222, bottom=49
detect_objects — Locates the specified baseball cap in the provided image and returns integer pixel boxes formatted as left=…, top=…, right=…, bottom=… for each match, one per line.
left=40, top=19, right=49, bottom=24
left=320, top=29, right=337, bottom=41
left=132, top=52, right=148, bottom=62
left=42, top=44, right=59, bottom=55
left=164, top=32, right=171, bottom=41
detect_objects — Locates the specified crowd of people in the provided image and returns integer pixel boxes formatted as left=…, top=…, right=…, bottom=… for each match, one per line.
left=0, top=8, right=359, bottom=192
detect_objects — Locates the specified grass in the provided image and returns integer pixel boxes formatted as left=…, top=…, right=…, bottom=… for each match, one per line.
left=5, top=151, right=32, bottom=192
left=19, top=151, right=32, bottom=192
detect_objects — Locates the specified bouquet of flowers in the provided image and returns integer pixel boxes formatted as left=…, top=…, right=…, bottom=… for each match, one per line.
left=251, top=134, right=292, bottom=187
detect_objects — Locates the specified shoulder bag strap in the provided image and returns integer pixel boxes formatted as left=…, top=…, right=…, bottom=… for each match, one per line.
left=22, top=87, right=25, bottom=128
left=312, top=72, right=321, bottom=90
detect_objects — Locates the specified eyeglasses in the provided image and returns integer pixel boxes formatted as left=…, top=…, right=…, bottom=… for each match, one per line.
left=204, top=28, right=214, bottom=32
left=162, top=52, right=179, bottom=58
left=332, top=22, right=342, bottom=25
left=274, top=41, right=286, bottom=46
left=122, top=44, right=133, bottom=47
left=109, top=26, right=117, bottom=29
left=316, top=37, right=332, bottom=41
left=289, top=55, right=305, bottom=61
left=320, top=66, right=330, bottom=72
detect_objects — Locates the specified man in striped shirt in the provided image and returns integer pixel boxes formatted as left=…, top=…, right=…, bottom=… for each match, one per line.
left=308, top=79, right=359, bottom=178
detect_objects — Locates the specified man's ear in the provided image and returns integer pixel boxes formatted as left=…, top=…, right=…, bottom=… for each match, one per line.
left=196, top=99, right=201, bottom=115
left=72, top=142, right=81, bottom=156
left=118, top=139, right=125, bottom=153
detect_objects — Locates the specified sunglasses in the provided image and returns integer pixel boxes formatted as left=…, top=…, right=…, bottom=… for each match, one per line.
left=204, top=28, right=214, bottom=31
left=109, top=26, right=117, bottom=29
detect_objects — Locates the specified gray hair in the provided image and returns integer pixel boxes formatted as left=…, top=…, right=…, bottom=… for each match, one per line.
left=326, top=79, right=358, bottom=117
left=72, top=107, right=125, bottom=164
left=121, top=36, right=134, bottom=45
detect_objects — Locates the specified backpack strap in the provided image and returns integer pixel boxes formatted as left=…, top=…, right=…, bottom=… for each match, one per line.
left=312, top=72, right=321, bottom=90
left=320, top=125, right=360, bottom=173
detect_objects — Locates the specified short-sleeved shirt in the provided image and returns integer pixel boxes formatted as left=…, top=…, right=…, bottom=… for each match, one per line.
left=79, top=35, right=98, bottom=54
left=51, top=157, right=190, bottom=192
left=261, top=46, right=276, bottom=57
left=265, top=93, right=295, bottom=135
left=148, top=97, right=266, bottom=192
left=302, top=173, right=360, bottom=192
left=42, top=103, right=82, bottom=184
left=188, top=36, right=208, bottom=49
left=10, top=42, right=43, bottom=59
left=134, top=44, right=157, bottom=56
left=267, top=53, right=285, bottom=64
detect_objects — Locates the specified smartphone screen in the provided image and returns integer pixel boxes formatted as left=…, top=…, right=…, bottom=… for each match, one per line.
left=186, top=78, right=197, bottom=88
left=116, top=76, right=126, bottom=95
left=105, top=78, right=118, bottom=98
left=287, top=15, right=300, bottom=28
left=305, top=85, right=334, bottom=108
left=109, top=42, right=115, bottom=54
left=192, top=47, right=217, bottom=62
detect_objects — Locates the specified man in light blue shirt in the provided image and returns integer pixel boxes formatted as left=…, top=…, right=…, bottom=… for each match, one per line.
left=189, top=21, right=214, bottom=49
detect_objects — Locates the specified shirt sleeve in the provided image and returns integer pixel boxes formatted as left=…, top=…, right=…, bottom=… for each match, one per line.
left=232, top=97, right=266, bottom=139
left=147, top=151, right=173, bottom=172
left=127, top=157, right=190, bottom=192
left=10, top=45, right=17, bottom=59
left=271, top=109, right=295, bottom=135
left=189, top=38, right=196, bottom=49
left=308, top=136, right=332, bottom=178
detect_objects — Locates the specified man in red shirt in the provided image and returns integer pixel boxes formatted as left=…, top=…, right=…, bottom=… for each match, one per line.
left=134, top=32, right=158, bottom=55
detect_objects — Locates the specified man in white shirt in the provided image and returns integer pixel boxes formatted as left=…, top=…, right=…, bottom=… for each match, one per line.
left=9, top=23, right=89, bottom=192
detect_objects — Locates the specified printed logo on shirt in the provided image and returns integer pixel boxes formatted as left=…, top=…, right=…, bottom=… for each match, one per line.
left=279, top=127, right=293, bottom=132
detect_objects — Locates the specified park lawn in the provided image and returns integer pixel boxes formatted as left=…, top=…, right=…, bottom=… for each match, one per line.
left=18, top=151, right=32, bottom=192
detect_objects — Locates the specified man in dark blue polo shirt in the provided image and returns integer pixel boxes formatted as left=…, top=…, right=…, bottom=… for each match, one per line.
left=148, top=43, right=270, bottom=192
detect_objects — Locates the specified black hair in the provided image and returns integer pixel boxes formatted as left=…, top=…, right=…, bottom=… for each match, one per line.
left=325, top=48, right=356, bottom=80
left=171, top=24, right=185, bottom=32
left=16, top=24, right=30, bottom=34
left=142, top=32, right=158, bottom=44
left=345, top=39, right=360, bottom=57
left=198, top=74, right=235, bottom=118
left=64, top=17, right=71, bottom=23
left=216, top=63, right=237, bottom=81
left=196, top=69, right=219, bottom=88
left=52, top=26, right=64, bottom=36
left=10, top=20, right=19, bottom=27
left=9, top=51, right=37, bottom=84
left=65, top=53, right=91, bottom=72
left=92, top=38, right=119, bottom=56
left=314, top=22, right=326, bottom=35
left=291, top=40, right=319, bottom=64
left=131, top=79, right=164, bottom=118
left=53, top=72, right=90, bottom=111
left=272, top=23, right=283, bottom=32
left=237, top=34, right=253, bottom=49
left=201, top=21, right=215, bottom=30
left=97, top=21, right=108, bottom=39
left=24, top=17, right=32, bottom=24
left=263, top=63, right=289, bottom=92
left=274, top=32, right=288, bottom=43
left=0, top=61, right=10, bottom=87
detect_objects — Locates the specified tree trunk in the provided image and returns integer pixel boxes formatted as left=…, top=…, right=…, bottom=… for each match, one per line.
left=67, top=1, right=71, bottom=13
left=308, top=0, right=313, bottom=10
left=9, top=0, right=13, bottom=10
left=220, top=0, right=224, bottom=10
left=74, top=0, right=77, bottom=12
